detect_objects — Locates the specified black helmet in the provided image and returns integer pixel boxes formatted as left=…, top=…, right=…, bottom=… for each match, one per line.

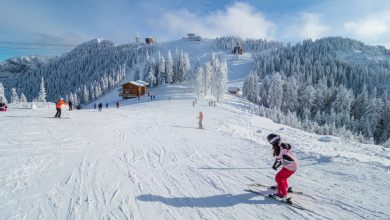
left=267, top=133, right=281, bottom=145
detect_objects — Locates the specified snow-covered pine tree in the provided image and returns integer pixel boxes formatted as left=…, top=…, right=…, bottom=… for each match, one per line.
left=38, top=77, right=46, bottom=102
left=144, top=65, right=157, bottom=87
left=203, top=62, right=212, bottom=96
left=83, top=85, right=89, bottom=103
left=243, top=71, right=259, bottom=103
left=208, top=53, right=220, bottom=96
left=183, top=52, right=191, bottom=82
left=134, top=65, right=141, bottom=81
left=268, top=72, right=283, bottom=110
left=11, top=88, right=20, bottom=104
left=20, top=93, right=27, bottom=103
left=194, top=63, right=204, bottom=96
left=0, top=82, right=7, bottom=103
left=158, top=56, right=165, bottom=85
left=214, top=58, right=228, bottom=101
left=282, top=76, right=299, bottom=113
left=259, top=76, right=270, bottom=107
left=165, top=50, right=174, bottom=84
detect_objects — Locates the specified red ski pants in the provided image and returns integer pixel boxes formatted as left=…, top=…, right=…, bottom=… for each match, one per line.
left=275, top=167, right=295, bottom=196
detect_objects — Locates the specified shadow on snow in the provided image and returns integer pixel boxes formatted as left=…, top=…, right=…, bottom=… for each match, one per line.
left=136, top=192, right=280, bottom=208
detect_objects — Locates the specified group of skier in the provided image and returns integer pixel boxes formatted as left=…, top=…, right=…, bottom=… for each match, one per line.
left=52, top=96, right=298, bottom=202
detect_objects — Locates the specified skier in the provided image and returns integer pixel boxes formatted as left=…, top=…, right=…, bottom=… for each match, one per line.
left=54, top=98, right=66, bottom=118
left=197, top=111, right=204, bottom=129
left=267, top=133, right=298, bottom=199
left=116, top=101, right=119, bottom=108
left=98, top=102, right=103, bottom=111
left=68, top=100, right=73, bottom=111
left=106, top=103, right=108, bottom=108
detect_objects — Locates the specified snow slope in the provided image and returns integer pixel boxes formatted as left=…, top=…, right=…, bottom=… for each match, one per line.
left=1, top=84, right=389, bottom=220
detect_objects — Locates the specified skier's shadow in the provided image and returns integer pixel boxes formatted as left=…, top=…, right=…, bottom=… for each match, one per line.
left=4, top=115, right=55, bottom=119
left=136, top=192, right=279, bottom=208
left=171, top=125, right=199, bottom=129
left=199, top=166, right=269, bottom=170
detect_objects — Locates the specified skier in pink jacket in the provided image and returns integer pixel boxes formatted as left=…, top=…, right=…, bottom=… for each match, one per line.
left=267, top=133, right=299, bottom=199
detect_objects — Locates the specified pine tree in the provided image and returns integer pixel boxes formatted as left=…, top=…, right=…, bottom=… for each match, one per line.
left=0, top=82, right=7, bottom=103
left=243, top=71, right=259, bottom=103
left=165, top=50, right=174, bottom=83
left=134, top=65, right=141, bottom=81
left=20, top=93, right=27, bottom=103
left=158, top=56, right=165, bottom=84
left=82, top=85, right=89, bottom=103
left=183, top=52, right=191, bottom=82
left=259, top=76, right=270, bottom=107
left=11, top=88, right=19, bottom=104
left=268, top=72, right=283, bottom=110
left=194, top=64, right=204, bottom=96
left=144, top=65, right=157, bottom=87
left=215, top=58, right=228, bottom=101
left=38, top=77, right=46, bottom=102
left=203, top=62, right=212, bottom=96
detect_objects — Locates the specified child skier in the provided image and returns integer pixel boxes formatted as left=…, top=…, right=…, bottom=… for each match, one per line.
left=267, top=133, right=298, bottom=199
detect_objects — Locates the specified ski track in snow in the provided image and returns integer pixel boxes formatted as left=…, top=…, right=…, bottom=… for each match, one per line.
left=1, top=84, right=389, bottom=220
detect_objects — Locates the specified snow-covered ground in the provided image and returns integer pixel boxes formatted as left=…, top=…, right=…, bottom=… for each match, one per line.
left=1, top=84, right=389, bottom=220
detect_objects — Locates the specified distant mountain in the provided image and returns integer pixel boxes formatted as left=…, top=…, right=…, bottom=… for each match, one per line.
left=0, top=39, right=154, bottom=102
left=0, top=55, right=49, bottom=81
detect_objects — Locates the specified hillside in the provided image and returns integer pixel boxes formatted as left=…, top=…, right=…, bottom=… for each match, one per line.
left=0, top=84, right=389, bottom=219
left=1, top=36, right=389, bottom=103
left=1, top=37, right=389, bottom=145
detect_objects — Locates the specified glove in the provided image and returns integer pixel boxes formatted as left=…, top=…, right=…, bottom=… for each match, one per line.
left=272, top=160, right=281, bottom=170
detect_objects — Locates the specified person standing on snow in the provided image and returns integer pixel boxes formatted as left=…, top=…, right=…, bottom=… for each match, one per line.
left=267, top=133, right=298, bottom=199
left=116, top=101, right=119, bottom=108
left=98, top=102, right=103, bottom=111
left=197, top=111, right=204, bottom=129
left=54, top=98, right=66, bottom=118
left=68, top=100, right=73, bottom=111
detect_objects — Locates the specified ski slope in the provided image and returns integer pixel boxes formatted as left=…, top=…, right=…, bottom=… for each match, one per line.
left=1, top=84, right=389, bottom=220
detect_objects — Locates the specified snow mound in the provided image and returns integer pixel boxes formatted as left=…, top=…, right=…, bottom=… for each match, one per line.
left=318, top=136, right=333, bottom=142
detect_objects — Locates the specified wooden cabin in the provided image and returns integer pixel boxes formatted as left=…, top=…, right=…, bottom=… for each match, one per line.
left=145, top=37, right=156, bottom=45
left=119, top=80, right=149, bottom=99
left=233, top=46, right=244, bottom=55
left=228, top=87, right=241, bottom=95
left=185, top=33, right=202, bottom=41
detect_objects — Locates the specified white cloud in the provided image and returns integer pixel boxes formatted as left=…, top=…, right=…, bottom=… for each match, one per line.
left=161, top=2, right=276, bottom=39
left=284, top=13, right=329, bottom=41
left=300, top=13, right=329, bottom=39
left=344, top=13, right=390, bottom=38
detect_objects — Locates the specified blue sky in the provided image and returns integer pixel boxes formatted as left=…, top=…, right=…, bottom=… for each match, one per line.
left=1, top=0, right=390, bottom=60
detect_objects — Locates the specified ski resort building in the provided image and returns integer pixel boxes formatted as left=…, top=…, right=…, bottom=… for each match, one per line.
left=185, top=33, right=202, bottom=41
left=145, top=37, right=156, bottom=45
left=119, top=80, right=149, bottom=99
left=233, top=46, right=244, bottom=55
left=228, top=87, right=241, bottom=95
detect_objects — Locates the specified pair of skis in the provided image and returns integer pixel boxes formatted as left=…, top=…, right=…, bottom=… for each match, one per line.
left=246, top=182, right=306, bottom=211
